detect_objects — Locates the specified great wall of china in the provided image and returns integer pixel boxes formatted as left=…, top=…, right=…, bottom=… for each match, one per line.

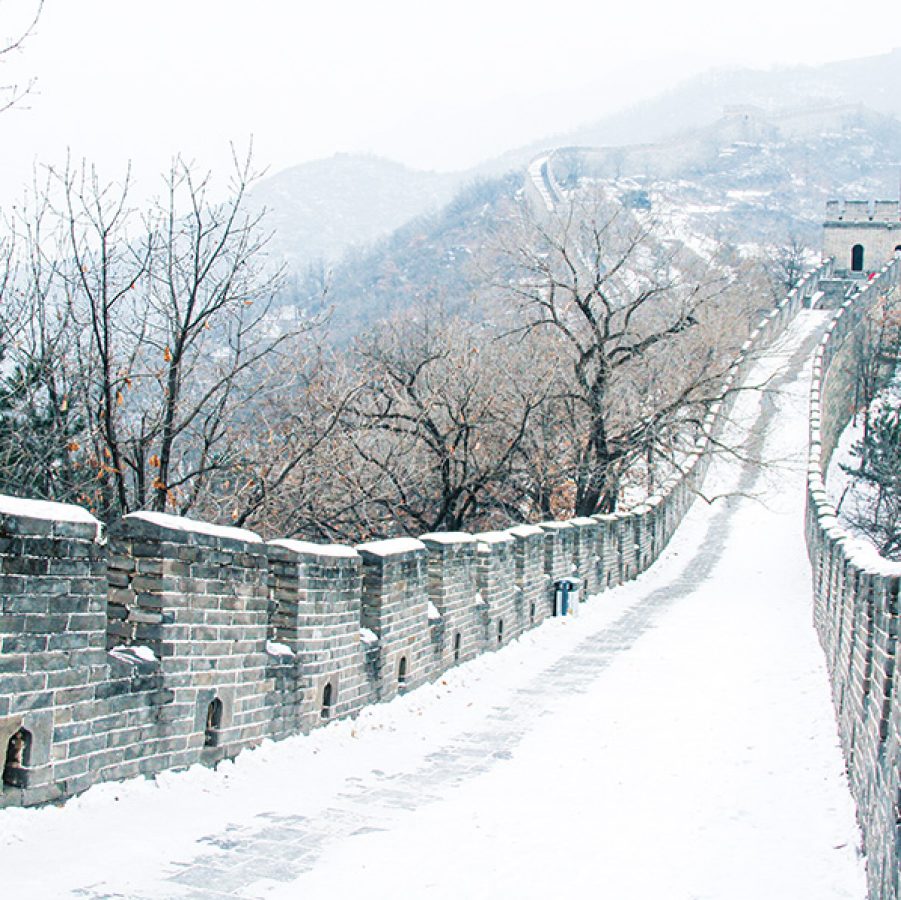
left=1, top=192, right=900, bottom=897
left=807, top=255, right=901, bottom=900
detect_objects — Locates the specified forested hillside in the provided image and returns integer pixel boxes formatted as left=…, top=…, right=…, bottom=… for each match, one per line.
left=294, top=105, right=901, bottom=343
left=3, top=45, right=900, bottom=542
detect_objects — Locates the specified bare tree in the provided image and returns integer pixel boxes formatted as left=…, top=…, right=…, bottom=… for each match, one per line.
left=0, top=2, right=52, bottom=492
left=323, top=310, right=556, bottom=538
left=494, top=190, right=750, bottom=516
left=200, top=345, right=365, bottom=534
left=0, top=151, right=319, bottom=522
left=0, top=173, right=88, bottom=503
left=764, top=233, right=812, bottom=303
left=0, top=0, right=42, bottom=114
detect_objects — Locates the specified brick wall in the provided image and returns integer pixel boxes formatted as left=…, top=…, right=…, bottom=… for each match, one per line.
left=0, top=259, right=834, bottom=810
left=806, top=256, right=901, bottom=900
left=0, top=500, right=107, bottom=806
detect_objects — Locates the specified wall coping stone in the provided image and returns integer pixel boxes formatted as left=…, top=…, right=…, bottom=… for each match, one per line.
left=0, top=494, right=104, bottom=542
left=268, top=539, right=359, bottom=559
left=508, top=524, right=544, bottom=538
left=420, top=532, right=477, bottom=545
left=122, top=511, right=262, bottom=544
left=356, top=537, right=425, bottom=558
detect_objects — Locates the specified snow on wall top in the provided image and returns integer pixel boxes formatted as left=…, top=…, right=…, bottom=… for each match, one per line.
left=538, top=520, right=572, bottom=532
left=842, top=537, right=901, bottom=576
left=124, top=511, right=263, bottom=544
left=0, top=494, right=101, bottom=526
left=269, top=539, right=359, bottom=559
left=356, top=537, right=426, bottom=557
left=508, top=524, right=545, bottom=538
left=474, top=530, right=515, bottom=545
left=0, top=494, right=103, bottom=540
left=419, top=532, right=476, bottom=545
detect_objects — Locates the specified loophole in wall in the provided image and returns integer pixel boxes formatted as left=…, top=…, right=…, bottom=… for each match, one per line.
left=321, top=681, right=334, bottom=720
left=3, top=728, right=32, bottom=789
left=204, top=698, right=223, bottom=747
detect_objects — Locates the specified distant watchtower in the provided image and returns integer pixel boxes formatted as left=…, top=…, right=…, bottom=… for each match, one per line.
left=823, top=199, right=901, bottom=275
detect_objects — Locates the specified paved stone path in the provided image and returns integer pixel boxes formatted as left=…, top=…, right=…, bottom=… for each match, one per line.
left=12, top=311, right=864, bottom=899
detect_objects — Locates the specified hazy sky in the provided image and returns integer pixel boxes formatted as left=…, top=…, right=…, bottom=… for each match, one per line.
left=0, top=0, right=898, bottom=203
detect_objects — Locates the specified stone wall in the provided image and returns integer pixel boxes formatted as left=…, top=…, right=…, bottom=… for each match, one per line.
left=266, top=539, right=369, bottom=732
left=0, top=260, right=834, bottom=810
left=823, top=199, right=901, bottom=276
left=806, top=256, right=901, bottom=900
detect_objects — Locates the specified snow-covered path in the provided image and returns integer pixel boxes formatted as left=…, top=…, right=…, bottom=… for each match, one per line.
left=0, top=311, right=866, bottom=899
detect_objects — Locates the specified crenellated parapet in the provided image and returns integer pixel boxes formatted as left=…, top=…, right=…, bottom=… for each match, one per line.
left=0, top=258, right=837, bottom=810
left=0, top=499, right=106, bottom=806
left=266, top=539, right=368, bottom=732
left=806, top=255, right=901, bottom=900
left=508, top=524, right=548, bottom=627
left=107, top=513, right=273, bottom=766
left=356, top=538, right=431, bottom=700
left=475, top=531, right=522, bottom=646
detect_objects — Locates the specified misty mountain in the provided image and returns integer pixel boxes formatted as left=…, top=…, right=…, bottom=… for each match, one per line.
left=249, top=50, right=900, bottom=281
left=547, top=105, right=901, bottom=237
left=293, top=106, right=900, bottom=343
left=257, top=48, right=901, bottom=342
left=478, top=48, right=901, bottom=174
left=286, top=173, right=522, bottom=340
left=247, top=154, right=463, bottom=271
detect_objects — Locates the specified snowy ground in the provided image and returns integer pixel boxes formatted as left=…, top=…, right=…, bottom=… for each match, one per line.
left=0, top=311, right=866, bottom=900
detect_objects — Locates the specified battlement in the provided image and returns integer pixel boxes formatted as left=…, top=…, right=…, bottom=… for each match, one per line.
left=0, top=259, right=834, bottom=811
left=824, top=199, right=901, bottom=276
left=806, top=256, right=901, bottom=900
left=825, top=199, right=901, bottom=223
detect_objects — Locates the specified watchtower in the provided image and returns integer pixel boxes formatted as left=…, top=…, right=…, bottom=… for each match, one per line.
left=823, top=199, right=901, bottom=275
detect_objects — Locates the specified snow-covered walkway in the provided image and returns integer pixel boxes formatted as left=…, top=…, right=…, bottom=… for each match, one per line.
left=0, top=311, right=866, bottom=899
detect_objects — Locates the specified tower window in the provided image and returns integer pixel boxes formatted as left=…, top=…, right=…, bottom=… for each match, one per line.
left=851, top=244, right=865, bottom=272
